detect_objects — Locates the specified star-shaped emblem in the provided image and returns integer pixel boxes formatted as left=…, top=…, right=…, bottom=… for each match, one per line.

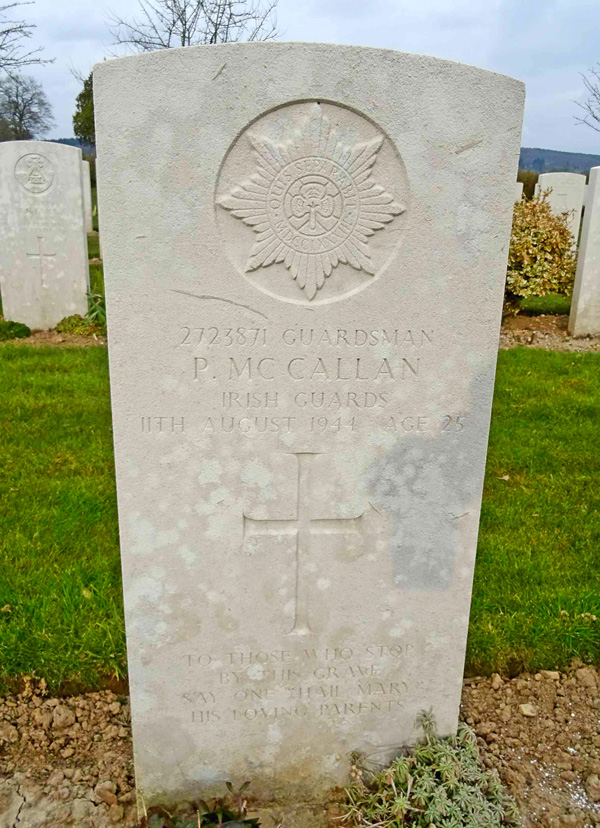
left=219, top=104, right=406, bottom=300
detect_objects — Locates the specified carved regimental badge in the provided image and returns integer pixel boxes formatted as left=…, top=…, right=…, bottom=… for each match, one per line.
left=14, top=153, right=55, bottom=194
left=218, top=103, right=408, bottom=302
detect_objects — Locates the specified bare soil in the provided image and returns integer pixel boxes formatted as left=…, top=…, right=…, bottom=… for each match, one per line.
left=0, top=684, right=135, bottom=827
left=463, top=661, right=600, bottom=828
left=500, top=315, right=600, bottom=352
left=0, top=329, right=106, bottom=348
left=2, top=664, right=600, bottom=826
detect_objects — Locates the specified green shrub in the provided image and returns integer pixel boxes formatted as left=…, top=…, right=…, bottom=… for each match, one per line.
left=343, top=715, right=520, bottom=827
left=56, top=314, right=95, bottom=335
left=505, top=189, right=576, bottom=316
left=56, top=295, right=107, bottom=337
left=0, top=320, right=31, bottom=341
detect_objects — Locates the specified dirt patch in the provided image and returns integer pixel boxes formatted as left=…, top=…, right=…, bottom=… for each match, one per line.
left=3, top=664, right=600, bottom=826
left=0, top=329, right=106, bottom=348
left=463, top=662, right=600, bottom=827
left=500, top=315, right=600, bottom=352
left=0, top=685, right=135, bottom=827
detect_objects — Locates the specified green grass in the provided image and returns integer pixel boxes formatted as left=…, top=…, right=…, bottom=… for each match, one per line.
left=92, top=184, right=99, bottom=232
left=0, top=346, right=124, bottom=692
left=87, top=233, right=101, bottom=260
left=0, top=346, right=598, bottom=692
left=520, top=293, right=571, bottom=316
left=87, top=232, right=105, bottom=297
left=468, top=348, right=600, bottom=675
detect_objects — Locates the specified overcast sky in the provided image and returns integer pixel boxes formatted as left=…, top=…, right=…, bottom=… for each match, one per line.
left=18, top=0, right=600, bottom=154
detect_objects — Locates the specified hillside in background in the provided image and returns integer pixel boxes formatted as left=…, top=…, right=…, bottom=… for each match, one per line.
left=51, top=138, right=95, bottom=155
left=520, top=147, right=600, bottom=174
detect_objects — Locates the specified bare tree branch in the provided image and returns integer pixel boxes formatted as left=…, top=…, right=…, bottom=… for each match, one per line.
left=107, top=0, right=279, bottom=54
left=575, top=63, right=600, bottom=133
left=0, top=2, right=51, bottom=73
left=68, top=61, right=88, bottom=84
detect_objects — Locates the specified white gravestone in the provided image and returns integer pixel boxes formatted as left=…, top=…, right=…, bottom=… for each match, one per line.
left=535, top=172, right=586, bottom=243
left=515, top=181, right=523, bottom=201
left=569, top=166, right=600, bottom=336
left=94, top=43, right=524, bottom=805
left=82, top=159, right=94, bottom=233
left=0, top=141, right=89, bottom=330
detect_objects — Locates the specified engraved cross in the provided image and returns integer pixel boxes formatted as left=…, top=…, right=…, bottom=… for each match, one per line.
left=243, top=453, right=364, bottom=636
left=27, top=236, right=56, bottom=288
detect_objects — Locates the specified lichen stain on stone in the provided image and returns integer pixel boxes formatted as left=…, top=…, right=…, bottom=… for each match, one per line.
left=367, top=437, right=474, bottom=590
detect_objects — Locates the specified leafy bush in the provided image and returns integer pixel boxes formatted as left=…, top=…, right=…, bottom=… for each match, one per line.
left=505, top=190, right=576, bottom=315
left=343, top=715, right=520, bottom=827
left=56, top=314, right=94, bottom=335
left=56, top=293, right=107, bottom=337
left=0, top=319, right=31, bottom=341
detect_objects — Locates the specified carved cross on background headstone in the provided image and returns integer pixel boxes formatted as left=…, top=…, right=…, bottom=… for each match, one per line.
left=243, top=452, right=364, bottom=636
left=27, top=236, right=56, bottom=289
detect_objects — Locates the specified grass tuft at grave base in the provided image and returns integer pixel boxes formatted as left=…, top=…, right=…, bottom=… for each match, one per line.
left=0, top=346, right=598, bottom=693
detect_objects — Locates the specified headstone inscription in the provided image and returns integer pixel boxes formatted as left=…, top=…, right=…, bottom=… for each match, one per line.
left=569, top=166, right=600, bottom=336
left=0, top=141, right=89, bottom=330
left=535, top=172, right=586, bottom=243
left=94, top=43, right=524, bottom=806
left=82, top=159, right=94, bottom=233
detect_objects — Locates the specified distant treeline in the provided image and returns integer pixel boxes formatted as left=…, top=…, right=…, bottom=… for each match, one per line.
left=520, top=147, right=600, bottom=175
left=51, top=138, right=95, bottom=155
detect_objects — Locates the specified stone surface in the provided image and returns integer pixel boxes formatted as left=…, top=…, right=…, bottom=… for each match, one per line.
left=94, top=42, right=524, bottom=805
left=82, top=159, right=93, bottom=233
left=569, top=166, right=600, bottom=337
left=0, top=141, right=89, bottom=330
left=519, top=703, right=537, bottom=717
left=535, top=171, right=586, bottom=242
left=515, top=181, right=523, bottom=200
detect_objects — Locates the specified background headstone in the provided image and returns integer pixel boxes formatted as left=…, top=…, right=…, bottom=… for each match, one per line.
left=82, top=159, right=93, bottom=234
left=515, top=180, right=524, bottom=200
left=569, top=166, right=600, bottom=336
left=535, top=172, right=586, bottom=243
left=94, top=43, right=524, bottom=806
left=0, top=141, right=89, bottom=330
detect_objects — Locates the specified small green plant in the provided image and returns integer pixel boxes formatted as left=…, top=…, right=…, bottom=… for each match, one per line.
left=0, top=319, right=31, bottom=341
left=343, top=714, right=520, bottom=827
left=140, top=782, right=260, bottom=828
left=505, top=189, right=576, bottom=316
left=87, top=292, right=107, bottom=330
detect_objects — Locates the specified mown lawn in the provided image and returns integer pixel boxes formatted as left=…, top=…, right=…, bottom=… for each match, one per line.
left=468, top=348, right=600, bottom=675
left=520, top=293, right=571, bottom=316
left=0, top=346, right=598, bottom=692
left=0, top=346, right=123, bottom=692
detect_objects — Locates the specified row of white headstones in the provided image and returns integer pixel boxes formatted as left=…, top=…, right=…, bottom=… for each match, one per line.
left=1, top=140, right=599, bottom=335
left=0, top=140, right=93, bottom=330
left=515, top=170, right=600, bottom=337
